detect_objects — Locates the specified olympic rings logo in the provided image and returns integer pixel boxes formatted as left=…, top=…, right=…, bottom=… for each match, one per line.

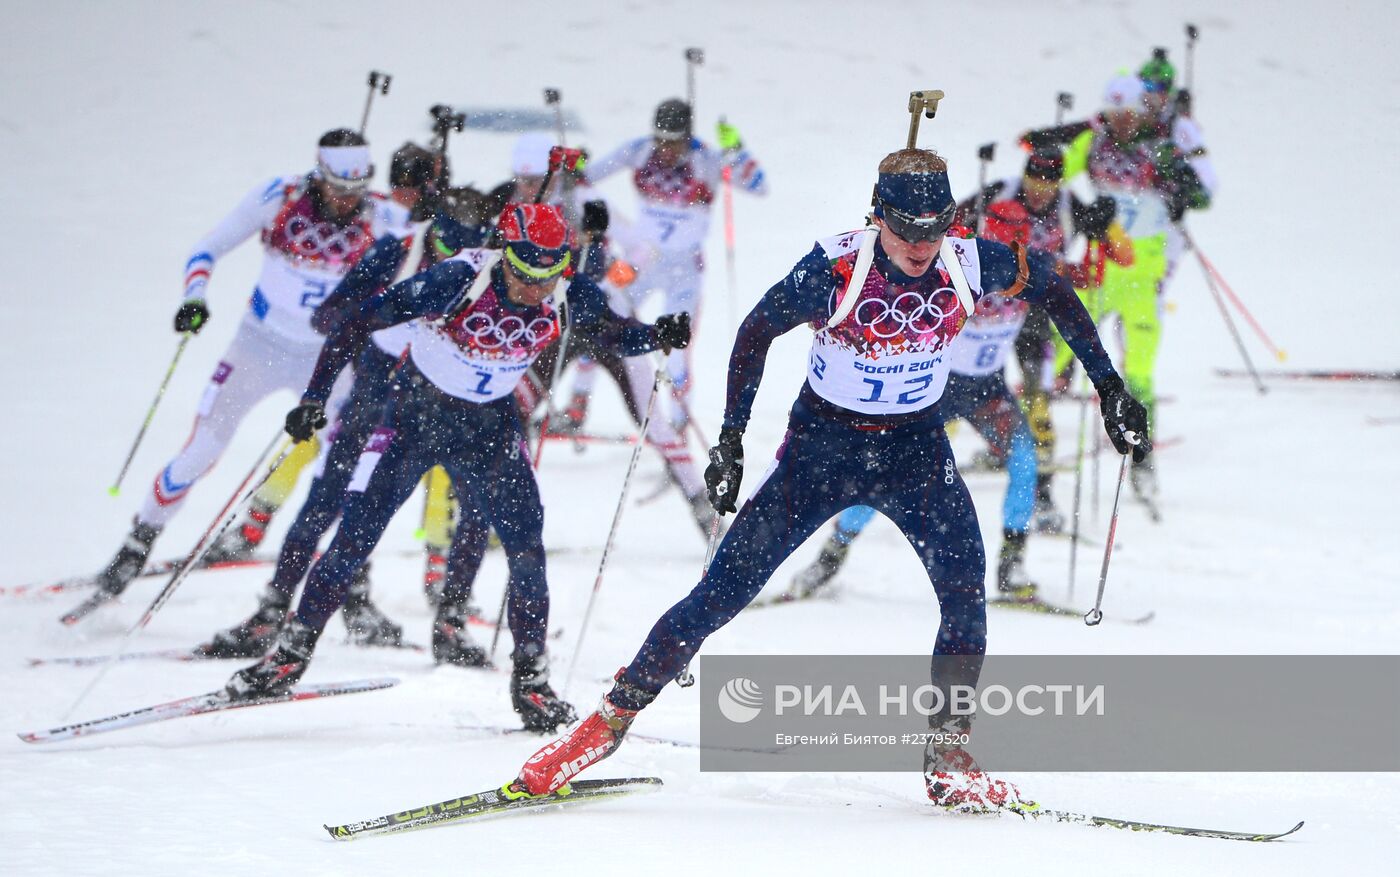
left=284, top=216, right=370, bottom=260
left=852, top=287, right=960, bottom=339
left=459, top=311, right=557, bottom=350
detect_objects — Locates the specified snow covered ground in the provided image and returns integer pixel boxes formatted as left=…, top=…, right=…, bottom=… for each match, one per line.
left=2, top=0, right=1397, bottom=873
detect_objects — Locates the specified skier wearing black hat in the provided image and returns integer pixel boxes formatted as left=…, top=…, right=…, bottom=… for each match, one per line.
left=787, top=148, right=1132, bottom=603
left=516, top=146, right=1149, bottom=809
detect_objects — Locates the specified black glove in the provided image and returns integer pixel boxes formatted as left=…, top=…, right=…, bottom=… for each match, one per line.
left=1167, top=190, right=1189, bottom=223
left=654, top=312, right=692, bottom=351
left=1095, top=376, right=1152, bottom=462
left=174, top=299, right=210, bottom=334
left=705, top=427, right=745, bottom=515
left=1175, top=88, right=1192, bottom=117
left=284, top=401, right=327, bottom=443
left=1074, top=196, right=1116, bottom=241
left=582, top=200, right=610, bottom=234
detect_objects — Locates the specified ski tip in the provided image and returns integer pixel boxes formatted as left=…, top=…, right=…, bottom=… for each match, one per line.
left=323, top=823, right=351, bottom=841
left=1281, top=820, right=1305, bottom=838
left=16, top=731, right=39, bottom=744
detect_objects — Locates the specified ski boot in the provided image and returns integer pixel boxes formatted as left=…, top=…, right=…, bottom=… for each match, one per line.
left=924, top=719, right=1036, bottom=814
left=203, top=498, right=275, bottom=565
left=518, top=671, right=652, bottom=794
left=996, top=529, right=1039, bottom=602
left=510, top=654, right=578, bottom=733
left=224, top=619, right=318, bottom=700
left=558, top=391, right=591, bottom=435
left=789, top=533, right=851, bottom=599
left=432, top=600, right=491, bottom=668
left=423, top=545, right=448, bottom=608
left=97, top=518, right=162, bottom=596
left=199, top=584, right=290, bottom=658
left=1030, top=477, right=1065, bottom=535
left=967, top=448, right=1006, bottom=473
left=340, top=564, right=404, bottom=647
left=60, top=518, right=163, bottom=624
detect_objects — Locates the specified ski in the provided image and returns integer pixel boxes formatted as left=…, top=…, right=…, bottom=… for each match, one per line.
left=7, top=556, right=273, bottom=600
left=28, top=639, right=429, bottom=668
left=26, top=648, right=224, bottom=668
left=1012, top=804, right=1303, bottom=842
left=989, top=597, right=1154, bottom=625
left=324, top=776, right=662, bottom=840
left=17, top=677, right=398, bottom=744
left=440, top=722, right=786, bottom=753
left=1216, top=367, right=1400, bottom=382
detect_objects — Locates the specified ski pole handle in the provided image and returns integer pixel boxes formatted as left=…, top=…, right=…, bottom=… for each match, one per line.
left=1055, top=91, right=1073, bottom=126
left=685, top=47, right=704, bottom=109
left=359, top=70, right=392, bottom=136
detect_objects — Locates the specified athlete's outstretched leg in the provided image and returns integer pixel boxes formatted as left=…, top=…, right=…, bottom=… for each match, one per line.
left=615, top=423, right=856, bottom=703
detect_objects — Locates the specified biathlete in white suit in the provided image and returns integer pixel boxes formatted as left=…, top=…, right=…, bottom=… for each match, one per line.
left=516, top=147, right=1150, bottom=810
left=65, top=129, right=412, bottom=623
left=575, top=98, right=768, bottom=431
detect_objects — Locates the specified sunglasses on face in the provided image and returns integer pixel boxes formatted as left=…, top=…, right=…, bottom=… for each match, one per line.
left=881, top=201, right=955, bottom=244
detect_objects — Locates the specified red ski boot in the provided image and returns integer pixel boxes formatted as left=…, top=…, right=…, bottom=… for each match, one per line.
left=518, top=671, right=654, bottom=794
left=924, top=741, right=1037, bottom=814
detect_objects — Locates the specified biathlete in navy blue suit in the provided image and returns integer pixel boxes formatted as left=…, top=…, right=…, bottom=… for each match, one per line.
left=517, top=147, right=1150, bottom=806
left=200, top=189, right=498, bottom=662
left=224, top=202, right=691, bottom=732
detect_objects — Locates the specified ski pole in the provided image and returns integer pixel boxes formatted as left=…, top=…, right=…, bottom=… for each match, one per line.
left=1055, top=91, right=1073, bottom=126
left=1084, top=432, right=1140, bottom=626
left=108, top=334, right=192, bottom=496
left=65, top=432, right=291, bottom=719
left=1187, top=231, right=1287, bottom=362
left=685, top=47, right=704, bottom=111
left=1184, top=24, right=1199, bottom=93
left=720, top=119, right=739, bottom=340
left=1066, top=376, right=1091, bottom=602
left=562, top=365, right=666, bottom=698
left=1184, top=233, right=1267, bottom=394
left=544, top=88, right=567, bottom=146
left=358, top=70, right=391, bottom=137
left=675, top=511, right=724, bottom=689
left=974, top=143, right=995, bottom=234
left=1090, top=282, right=1106, bottom=521
left=529, top=223, right=593, bottom=471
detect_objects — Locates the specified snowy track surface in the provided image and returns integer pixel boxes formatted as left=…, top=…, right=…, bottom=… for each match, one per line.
left=2, top=1, right=1397, bottom=873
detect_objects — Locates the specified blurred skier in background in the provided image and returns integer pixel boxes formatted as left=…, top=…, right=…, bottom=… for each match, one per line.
left=62, top=129, right=414, bottom=625
left=569, top=98, right=768, bottom=433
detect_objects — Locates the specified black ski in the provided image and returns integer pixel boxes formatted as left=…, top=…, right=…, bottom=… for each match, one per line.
left=989, top=597, right=1154, bottom=625
left=325, top=776, right=663, bottom=840
left=1012, top=803, right=1303, bottom=842
left=1216, top=367, right=1400, bottom=382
